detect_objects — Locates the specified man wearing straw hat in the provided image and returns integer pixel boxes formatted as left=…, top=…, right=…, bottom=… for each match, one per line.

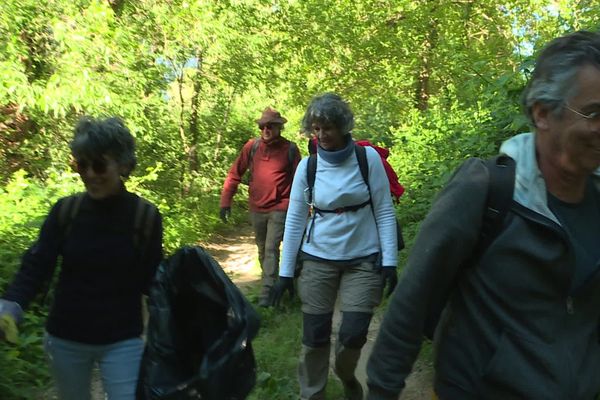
left=220, top=107, right=300, bottom=307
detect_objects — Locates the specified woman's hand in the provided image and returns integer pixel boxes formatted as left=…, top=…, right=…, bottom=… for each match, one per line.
left=268, top=277, right=294, bottom=307
left=380, top=267, right=398, bottom=297
left=0, top=299, right=23, bottom=344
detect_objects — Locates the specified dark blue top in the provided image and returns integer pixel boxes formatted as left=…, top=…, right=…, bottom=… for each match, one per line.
left=3, top=189, right=163, bottom=344
left=547, top=179, right=600, bottom=291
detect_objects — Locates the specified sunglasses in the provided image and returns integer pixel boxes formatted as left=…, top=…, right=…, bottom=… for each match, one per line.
left=72, top=158, right=108, bottom=174
left=259, top=123, right=280, bottom=130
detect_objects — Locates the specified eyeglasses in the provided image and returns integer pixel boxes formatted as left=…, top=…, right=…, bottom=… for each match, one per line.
left=565, top=105, right=600, bottom=123
left=259, top=123, right=279, bottom=131
left=72, top=158, right=108, bottom=174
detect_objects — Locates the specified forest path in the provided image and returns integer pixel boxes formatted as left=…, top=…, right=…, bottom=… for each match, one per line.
left=43, top=221, right=432, bottom=399
left=203, top=220, right=434, bottom=400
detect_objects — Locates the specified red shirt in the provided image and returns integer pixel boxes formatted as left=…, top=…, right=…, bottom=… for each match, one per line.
left=220, top=137, right=300, bottom=212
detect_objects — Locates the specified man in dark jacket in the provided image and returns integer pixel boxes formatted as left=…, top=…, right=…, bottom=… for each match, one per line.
left=220, top=107, right=300, bottom=307
left=366, top=31, right=600, bottom=400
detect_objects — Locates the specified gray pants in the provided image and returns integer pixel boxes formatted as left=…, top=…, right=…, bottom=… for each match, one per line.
left=297, top=260, right=382, bottom=399
left=250, top=210, right=286, bottom=302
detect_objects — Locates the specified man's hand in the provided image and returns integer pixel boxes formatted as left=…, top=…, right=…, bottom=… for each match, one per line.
left=0, top=299, right=23, bottom=344
left=380, top=267, right=398, bottom=297
left=219, top=207, right=231, bottom=223
left=268, top=277, right=294, bottom=307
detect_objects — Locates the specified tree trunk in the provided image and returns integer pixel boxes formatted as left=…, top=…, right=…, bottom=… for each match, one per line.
left=187, top=53, right=203, bottom=173
left=414, top=1, right=439, bottom=112
left=414, top=23, right=438, bottom=111
left=214, top=88, right=236, bottom=161
left=106, top=0, right=125, bottom=16
left=175, top=61, right=191, bottom=196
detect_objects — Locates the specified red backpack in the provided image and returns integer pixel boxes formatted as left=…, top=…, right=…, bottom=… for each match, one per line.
left=308, top=137, right=405, bottom=203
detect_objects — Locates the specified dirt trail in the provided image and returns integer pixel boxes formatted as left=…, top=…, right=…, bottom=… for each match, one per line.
left=200, top=221, right=260, bottom=292
left=336, top=311, right=433, bottom=400
left=206, top=221, right=434, bottom=400
left=44, top=221, right=432, bottom=399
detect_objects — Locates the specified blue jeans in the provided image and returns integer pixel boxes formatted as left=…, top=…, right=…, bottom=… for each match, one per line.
left=44, top=333, right=144, bottom=400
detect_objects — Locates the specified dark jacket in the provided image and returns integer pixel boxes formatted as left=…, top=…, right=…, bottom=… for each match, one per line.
left=220, top=136, right=300, bottom=212
left=367, top=133, right=600, bottom=400
left=3, top=189, right=163, bottom=344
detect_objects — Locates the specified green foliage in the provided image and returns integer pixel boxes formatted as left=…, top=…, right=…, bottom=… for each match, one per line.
left=0, top=170, right=80, bottom=399
left=0, top=167, right=219, bottom=398
left=1, top=0, right=599, bottom=396
left=247, top=295, right=344, bottom=400
left=0, top=310, right=49, bottom=400
left=249, top=302, right=303, bottom=399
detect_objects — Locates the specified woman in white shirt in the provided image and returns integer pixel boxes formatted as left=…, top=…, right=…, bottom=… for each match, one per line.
left=271, top=93, right=398, bottom=400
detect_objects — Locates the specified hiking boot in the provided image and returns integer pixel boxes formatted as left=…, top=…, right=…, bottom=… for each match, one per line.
left=258, top=297, right=271, bottom=308
left=333, top=343, right=363, bottom=399
left=298, top=344, right=330, bottom=400
left=342, top=377, right=363, bottom=400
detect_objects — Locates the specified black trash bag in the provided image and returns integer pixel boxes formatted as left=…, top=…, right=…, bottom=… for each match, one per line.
left=137, top=246, right=260, bottom=400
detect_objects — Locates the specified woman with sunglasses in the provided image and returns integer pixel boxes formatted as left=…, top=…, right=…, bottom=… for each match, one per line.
left=0, top=116, right=163, bottom=399
left=271, top=93, right=398, bottom=400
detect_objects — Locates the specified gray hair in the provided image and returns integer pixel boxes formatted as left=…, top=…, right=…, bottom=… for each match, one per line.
left=522, top=30, right=600, bottom=125
left=301, top=93, right=354, bottom=135
left=70, top=116, right=136, bottom=177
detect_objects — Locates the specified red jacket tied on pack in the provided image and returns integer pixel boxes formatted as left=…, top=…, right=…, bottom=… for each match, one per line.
left=308, top=137, right=405, bottom=203
left=355, top=140, right=405, bottom=203
left=220, top=137, right=300, bottom=212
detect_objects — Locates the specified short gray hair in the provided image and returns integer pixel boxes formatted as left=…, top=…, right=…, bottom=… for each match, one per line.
left=301, top=93, right=354, bottom=135
left=522, top=30, right=600, bottom=125
left=70, top=116, right=136, bottom=177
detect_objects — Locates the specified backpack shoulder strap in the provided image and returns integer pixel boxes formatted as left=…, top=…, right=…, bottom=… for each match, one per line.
left=477, top=154, right=516, bottom=251
left=307, top=144, right=371, bottom=204
left=354, top=144, right=371, bottom=196
left=58, top=193, right=85, bottom=238
left=40, top=193, right=84, bottom=305
left=422, top=155, right=515, bottom=340
left=249, top=138, right=260, bottom=160
left=133, top=197, right=158, bottom=257
left=246, top=138, right=261, bottom=183
left=306, top=153, right=317, bottom=204
left=287, top=141, right=298, bottom=176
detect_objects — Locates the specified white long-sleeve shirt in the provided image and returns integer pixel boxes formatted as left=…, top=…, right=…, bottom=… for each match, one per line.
left=279, top=145, right=397, bottom=277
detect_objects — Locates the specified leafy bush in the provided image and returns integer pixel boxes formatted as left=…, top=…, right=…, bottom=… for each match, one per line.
left=0, top=170, right=80, bottom=400
left=0, top=168, right=225, bottom=398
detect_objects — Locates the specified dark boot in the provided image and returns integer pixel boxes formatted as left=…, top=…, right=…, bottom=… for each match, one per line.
left=333, top=343, right=363, bottom=400
left=298, top=344, right=330, bottom=400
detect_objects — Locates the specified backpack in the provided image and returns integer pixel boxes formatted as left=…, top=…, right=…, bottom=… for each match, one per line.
left=136, top=246, right=260, bottom=400
left=57, top=193, right=158, bottom=255
left=243, top=138, right=299, bottom=185
left=306, top=144, right=405, bottom=250
left=308, top=138, right=405, bottom=203
left=354, top=140, right=405, bottom=203
left=422, top=154, right=516, bottom=340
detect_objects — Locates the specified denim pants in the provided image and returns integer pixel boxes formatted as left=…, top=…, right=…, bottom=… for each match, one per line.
left=44, top=333, right=144, bottom=400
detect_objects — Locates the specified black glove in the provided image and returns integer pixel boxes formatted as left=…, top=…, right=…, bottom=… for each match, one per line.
left=380, top=267, right=398, bottom=297
left=269, top=277, right=294, bottom=307
left=219, top=207, right=231, bottom=223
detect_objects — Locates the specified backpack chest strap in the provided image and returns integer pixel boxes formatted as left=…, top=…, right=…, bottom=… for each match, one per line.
left=312, top=200, right=371, bottom=214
